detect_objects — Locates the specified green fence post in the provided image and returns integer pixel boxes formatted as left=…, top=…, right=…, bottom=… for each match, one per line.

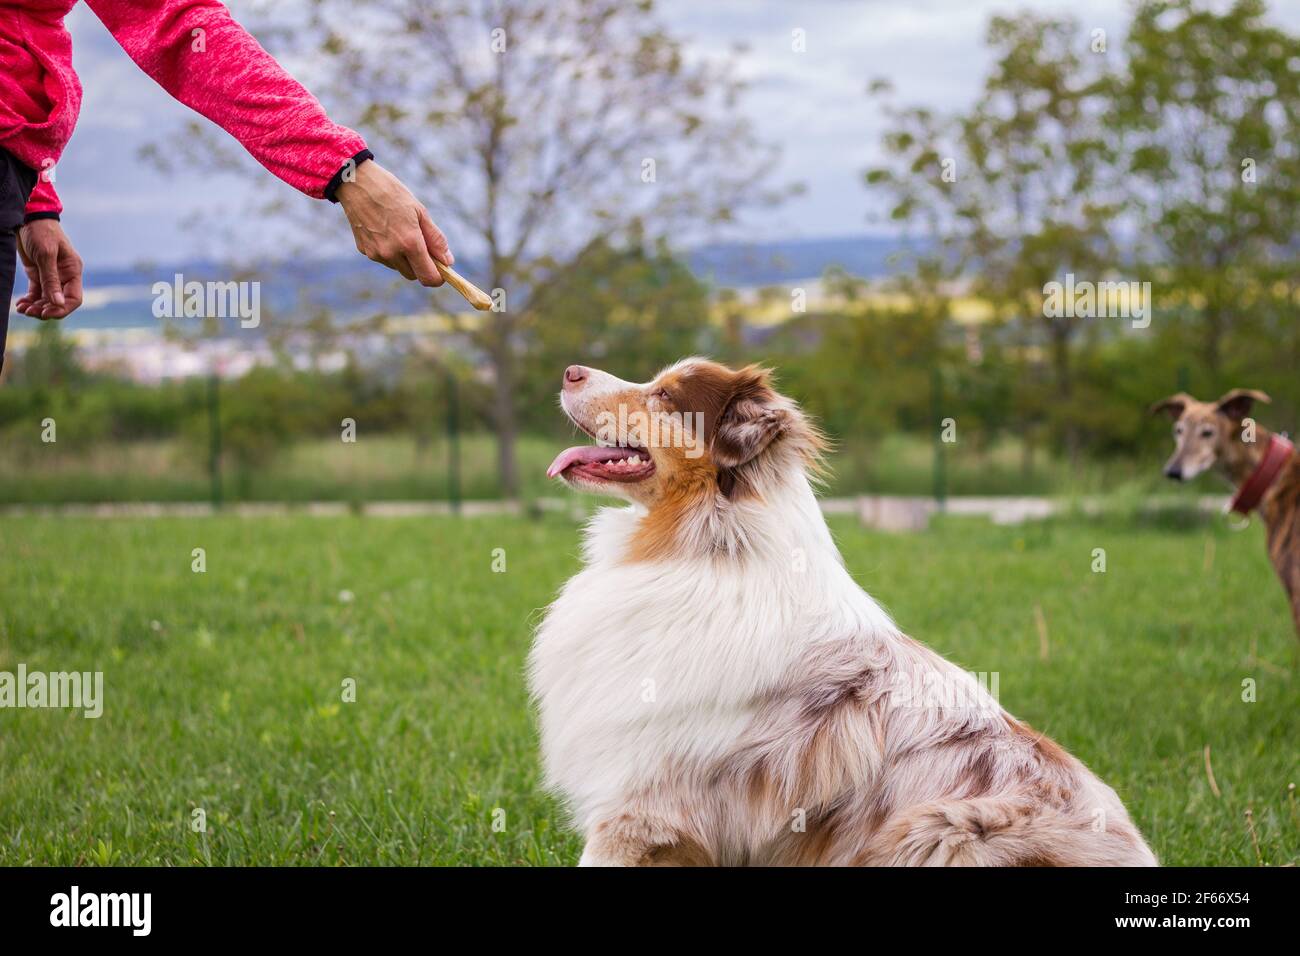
left=207, top=372, right=223, bottom=510
left=932, top=366, right=947, bottom=510
left=446, top=368, right=461, bottom=515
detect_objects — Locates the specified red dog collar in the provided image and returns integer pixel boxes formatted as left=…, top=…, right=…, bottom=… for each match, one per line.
left=1228, top=433, right=1294, bottom=515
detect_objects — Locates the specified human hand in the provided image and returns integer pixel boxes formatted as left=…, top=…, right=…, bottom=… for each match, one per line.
left=16, top=219, right=84, bottom=319
left=337, top=161, right=453, bottom=286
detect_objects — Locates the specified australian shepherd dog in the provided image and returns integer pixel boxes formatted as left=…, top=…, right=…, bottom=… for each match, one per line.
left=529, top=358, right=1155, bottom=866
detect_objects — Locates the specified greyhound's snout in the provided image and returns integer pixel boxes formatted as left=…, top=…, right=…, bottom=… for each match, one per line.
left=1164, top=463, right=1183, bottom=481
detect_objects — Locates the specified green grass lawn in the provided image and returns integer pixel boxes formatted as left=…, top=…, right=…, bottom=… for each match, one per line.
left=0, top=512, right=1296, bottom=866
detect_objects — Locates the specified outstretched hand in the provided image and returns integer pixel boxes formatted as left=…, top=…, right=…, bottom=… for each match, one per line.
left=337, top=161, right=453, bottom=287
left=16, top=219, right=84, bottom=320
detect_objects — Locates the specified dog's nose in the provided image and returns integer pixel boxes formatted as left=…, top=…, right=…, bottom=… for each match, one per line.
left=1164, top=465, right=1183, bottom=480
left=563, top=365, right=588, bottom=389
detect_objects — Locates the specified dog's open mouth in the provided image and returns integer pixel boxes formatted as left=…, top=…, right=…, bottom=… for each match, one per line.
left=547, top=444, right=655, bottom=483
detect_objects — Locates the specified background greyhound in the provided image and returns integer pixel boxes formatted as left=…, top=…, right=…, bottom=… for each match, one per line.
left=1152, top=389, right=1300, bottom=636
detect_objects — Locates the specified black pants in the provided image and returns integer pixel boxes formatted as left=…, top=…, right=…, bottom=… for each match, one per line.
left=0, top=149, right=38, bottom=377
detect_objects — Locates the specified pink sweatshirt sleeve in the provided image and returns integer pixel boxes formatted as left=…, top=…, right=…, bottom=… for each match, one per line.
left=85, top=0, right=368, bottom=199
left=25, top=176, right=63, bottom=219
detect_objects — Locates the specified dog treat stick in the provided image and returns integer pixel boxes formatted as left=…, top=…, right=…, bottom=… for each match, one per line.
left=436, top=262, right=493, bottom=311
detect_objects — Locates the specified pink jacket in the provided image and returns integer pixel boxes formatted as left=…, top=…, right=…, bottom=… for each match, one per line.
left=0, top=0, right=368, bottom=218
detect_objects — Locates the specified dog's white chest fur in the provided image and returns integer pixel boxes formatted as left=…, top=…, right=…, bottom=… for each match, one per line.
left=528, top=489, right=895, bottom=830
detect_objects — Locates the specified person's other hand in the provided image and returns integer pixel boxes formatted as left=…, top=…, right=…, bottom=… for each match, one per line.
left=337, top=161, right=453, bottom=286
left=16, top=219, right=84, bottom=319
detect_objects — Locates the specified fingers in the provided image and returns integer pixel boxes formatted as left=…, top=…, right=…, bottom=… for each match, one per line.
left=40, top=278, right=82, bottom=320
left=62, top=264, right=84, bottom=316
left=390, top=253, right=417, bottom=282
left=403, top=222, right=445, bottom=288
left=417, top=207, right=454, bottom=267
left=35, top=253, right=83, bottom=319
left=35, top=244, right=65, bottom=312
left=355, top=235, right=414, bottom=282
left=16, top=260, right=83, bottom=320
left=16, top=269, right=46, bottom=317
left=19, top=296, right=63, bottom=320
left=388, top=209, right=450, bottom=287
left=362, top=231, right=445, bottom=286
left=15, top=283, right=42, bottom=316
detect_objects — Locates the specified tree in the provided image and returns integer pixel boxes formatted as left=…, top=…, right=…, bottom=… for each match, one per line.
left=159, top=0, right=785, bottom=496
left=519, top=237, right=710, bottom=432
left=1112, top=0, right=1300, bottom=374
left=866, top=14, right=1121, bottom=456
left=13, top=322, right=84, bottom=390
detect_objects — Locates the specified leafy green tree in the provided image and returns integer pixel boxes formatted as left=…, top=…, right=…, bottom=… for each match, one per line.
left=12, top=322, right=84, bottom=390
left=520, top=238, right=710, bottom=432
left=1112, top=0, right=1300, bottom=374
left=867, top=12, right=1120, bottom=441
left=193, top=368, right=316, bottom=484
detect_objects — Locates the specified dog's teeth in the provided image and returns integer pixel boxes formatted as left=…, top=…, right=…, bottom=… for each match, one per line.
left=628, top=455, right=641, bottom=465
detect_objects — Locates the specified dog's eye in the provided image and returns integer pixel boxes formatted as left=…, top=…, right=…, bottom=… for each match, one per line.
left=1200, top=428, right=1215, bottom=439
left=1174, top=424, right=1185, bottom=435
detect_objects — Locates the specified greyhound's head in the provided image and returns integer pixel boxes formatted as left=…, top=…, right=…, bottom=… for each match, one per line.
left=1149, top=389, right=1271, bottom=482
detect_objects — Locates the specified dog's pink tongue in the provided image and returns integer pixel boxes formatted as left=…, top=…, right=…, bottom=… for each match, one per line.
left=547, top=445, right=630, bottom=478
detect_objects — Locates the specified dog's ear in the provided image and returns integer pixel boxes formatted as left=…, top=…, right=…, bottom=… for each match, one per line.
left=1149, top=393, right=1194, bottom=421
left=712, top=366, right=790, bottom=468
left=1215, top=388, right=1271, bottom=422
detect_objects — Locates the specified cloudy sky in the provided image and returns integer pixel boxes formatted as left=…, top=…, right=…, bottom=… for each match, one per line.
left=55, top=0, right=1299, bottom=268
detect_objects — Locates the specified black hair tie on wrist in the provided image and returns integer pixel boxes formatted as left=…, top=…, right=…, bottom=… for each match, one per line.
left=324, top=148, right=374, bottom=203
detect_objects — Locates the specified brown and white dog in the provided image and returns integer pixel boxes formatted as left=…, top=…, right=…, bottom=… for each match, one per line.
left=1151, top=389, right=1300, bottom=634
left=529, top=358, right=1155, bottom=866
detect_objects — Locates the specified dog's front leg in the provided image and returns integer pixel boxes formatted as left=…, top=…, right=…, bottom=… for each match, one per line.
left=578, top=812, right=711, bottom=867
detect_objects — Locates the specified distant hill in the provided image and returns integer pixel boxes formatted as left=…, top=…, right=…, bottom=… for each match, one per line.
left=13, top=234, right=919, bottom=333
left=688, top=234, right=923, bottom=286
